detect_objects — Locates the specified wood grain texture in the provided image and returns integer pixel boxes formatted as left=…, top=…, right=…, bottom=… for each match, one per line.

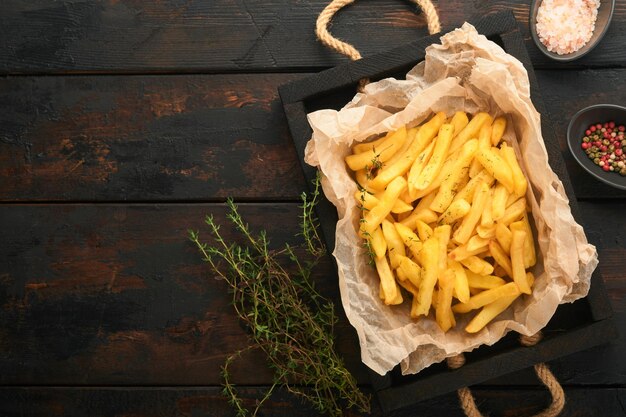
left=0, top=203, right=367, bottom=385
left=0, top=74, right=307, bottom=201
left=0, top=202, right=623, bottom=387
left=1, top=0, right=625, bottom=74
left=2, top=70, right=626, bottom=201
left=1, top=1, right=625, bottom=414
left=536, top=69, right=626, bottom=199
left=0, top=386, right=624, bottom=417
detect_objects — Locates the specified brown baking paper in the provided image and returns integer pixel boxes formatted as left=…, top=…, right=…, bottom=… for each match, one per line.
left=304, top=23, right=598, bottom=375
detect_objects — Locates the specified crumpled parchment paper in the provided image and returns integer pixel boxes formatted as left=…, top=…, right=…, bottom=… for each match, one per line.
left=304, top=23, right=598, bottom=376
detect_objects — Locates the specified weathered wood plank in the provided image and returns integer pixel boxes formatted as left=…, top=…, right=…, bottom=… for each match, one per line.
left=0, top=386, right=623, bottom=417
left=0, top=203, right=367, bottom=385
left=1, top=70, right=626, bottom=201
left=0, top=202, right=623, bottom=386
left=536, top=69, right=626, bottom=199
left=1, top=0, right=625, bottom=74
left=0, top=74, right=307, bottom=201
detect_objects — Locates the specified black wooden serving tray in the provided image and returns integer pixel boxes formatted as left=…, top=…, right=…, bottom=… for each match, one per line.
left=278, top=10, right=618, bottom=413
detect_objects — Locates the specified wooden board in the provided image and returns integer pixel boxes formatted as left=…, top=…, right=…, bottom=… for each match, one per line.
left=1, top=1, right=625, bottom=74
left=0, top=74, right=306, bottom=202
left=0, top=202, right=623, bottom=388
left=279, top=10, right=618, bottom=412
left=0, top=386, right=624, bottom=417
left=1, top=2, right=624, bottom=416
left=1, top=70, right=624, bottom=202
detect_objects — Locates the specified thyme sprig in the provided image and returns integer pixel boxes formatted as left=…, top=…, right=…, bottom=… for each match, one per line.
left=188, top=178, right=370, bottom=416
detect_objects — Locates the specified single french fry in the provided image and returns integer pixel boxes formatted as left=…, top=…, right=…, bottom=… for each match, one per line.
left=384, top=127, right=418, bottom=167
left=453, top=170, right=494, bottom=204
left=370, top=115, right=444, bottom=189
left=449, top=112, right=492, bottom=154
left=414, top=124, right=454, bottom=191
left=475, top=147, right=515, bottom=193
left=431, top=288, right=439, bottom=309
left=396, top=266, right=407, bottom=281
left=438, top=199, right=471, bottom=225
left=465, top=293, right=520, bottom=333
left=501, top=143, right=528, bottom=198
left=450, top=111, right=469, bottom=137
left=430, top=139, right=478, bottom=213
left=353, top=134, right=389, bottom=154
left=468, top=158, right=483, bottom=178
left=449, top=242, right=488, bottom=261
left=495, top=223, right=513, bottom=254
left=460, top=255, right=494, bottom=276
left=375, top=255, right=400, bottom=305
left=488, top=240, right=513, bottom=278
left=416, top=237, right=439, bottom=316
left=394, top=223, right=423, bottom=260
left=511, top=215, right=536, bottom=268
left=410, top=294, right=420, bottom=318
left=399, top=255, right=423, bottom=289
left=389, top=198, right=414, bottom=214
left=491, top=182, right=509, bottom=221
left=360, top=176, right=407, bottom=237
left=345, top=126, right=407, bottom=171
left=436, top=269, right=456, bottom=332
left=490, top=116, right=507, bottom=146
left=434, top=225, right=452, bottom=278
left=357, top=190, right=411, bottom=214
left=400, top=191, right=436, bottom=228
left=401, top=209, right=438, bottom=230
left=355, top=189, right=376, bottom=211
left=476, top=224, right=497, bottom=239
left=407, top=141, right=436, bottom=198
left=369, top=225, right=387, bottom=259
left=467, top=235, right=490, bottom=253
left=499, top=197, right=526, bottom=225
left=415, top=219, right=434, bottom=241
left=354, top=169, right=377, bottom=193
left=382, top=219, right=406, bottom=269
left=465, top=270, right=507, bottom=289
left=511, top=229, right=531, bottom=294
left=469, top=124, right=493, bottom=177
left=526, top=271, right=535, bottom=288
left=449, top=259, right=470, bottom=303
left=388, top=284, right=404, bottom=305
left=480, top=188, right=494, bottom=227
left=452, top=282, right=520, bottom=313
left=453, top=182, right=490, bottom=245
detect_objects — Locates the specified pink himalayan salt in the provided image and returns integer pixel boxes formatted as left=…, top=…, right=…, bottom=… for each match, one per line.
left=536, top=0, right=600, bottom=55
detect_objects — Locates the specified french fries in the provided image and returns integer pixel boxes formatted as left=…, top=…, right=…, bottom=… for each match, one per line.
left=347, top=112, right=539, bottom=334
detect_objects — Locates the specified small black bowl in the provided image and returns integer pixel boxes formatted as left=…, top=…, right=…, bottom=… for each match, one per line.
left=530, top=0, right=615, bottom=62
left=567, top=104, right=626, bottom=190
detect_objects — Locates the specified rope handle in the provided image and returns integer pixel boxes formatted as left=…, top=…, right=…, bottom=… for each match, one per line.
left=447, top=332, right=566, bottom=417
left=315, top=0, right=441, bottom=90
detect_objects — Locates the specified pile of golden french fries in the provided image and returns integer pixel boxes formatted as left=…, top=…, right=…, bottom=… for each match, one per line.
left=346, top=111, right=536, bottom=333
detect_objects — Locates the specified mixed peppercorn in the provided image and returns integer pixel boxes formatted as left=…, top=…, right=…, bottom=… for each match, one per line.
left=580, top=121, right=626, bottom=176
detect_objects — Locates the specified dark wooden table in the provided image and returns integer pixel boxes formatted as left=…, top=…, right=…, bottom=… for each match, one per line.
left=0, top=1, right=624, bottom=416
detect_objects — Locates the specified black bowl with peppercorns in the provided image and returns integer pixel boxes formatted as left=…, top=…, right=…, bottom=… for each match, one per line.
left=567, top=104, right=626, bottom=190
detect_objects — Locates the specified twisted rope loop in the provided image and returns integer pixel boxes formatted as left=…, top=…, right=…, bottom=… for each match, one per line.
left=315, top=0, right=441, bottom=91
left=446, top=332, right=566, bottom=417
